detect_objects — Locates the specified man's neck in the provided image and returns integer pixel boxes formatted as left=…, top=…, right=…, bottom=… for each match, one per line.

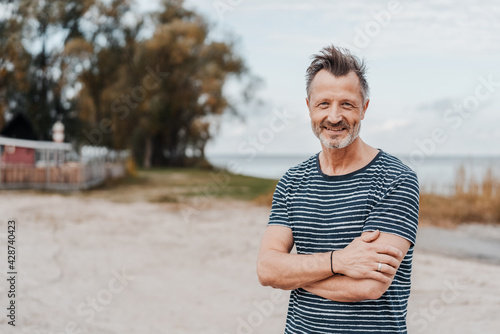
left=319, top=138, right=379, bottom=176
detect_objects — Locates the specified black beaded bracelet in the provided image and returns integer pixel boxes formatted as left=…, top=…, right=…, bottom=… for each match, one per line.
left=330, top=250, right=335, bottom=275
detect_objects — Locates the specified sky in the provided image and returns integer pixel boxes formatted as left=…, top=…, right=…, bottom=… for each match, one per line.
left=3, top=0, right=499, bottom=159
left=174, top=0, right=500, bottom=158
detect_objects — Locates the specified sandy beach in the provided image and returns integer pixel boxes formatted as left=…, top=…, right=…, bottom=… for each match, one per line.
left=0, top=192, right=499, bottom=334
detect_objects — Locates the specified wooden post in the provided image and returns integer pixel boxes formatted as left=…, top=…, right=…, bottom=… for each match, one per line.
left=45, top=149, right=50, bottom=187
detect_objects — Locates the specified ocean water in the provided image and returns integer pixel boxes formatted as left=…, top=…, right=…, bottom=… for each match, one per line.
left=207, top=153, right=500, bottom=195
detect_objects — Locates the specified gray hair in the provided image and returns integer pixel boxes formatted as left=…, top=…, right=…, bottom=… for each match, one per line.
left=306, top=45, right=370, bottom=103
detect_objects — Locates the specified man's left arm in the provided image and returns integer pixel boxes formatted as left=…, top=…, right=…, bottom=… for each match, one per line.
left=304, top=171, right=419, bottom=302
left=302, top=231, right=411, bottom=302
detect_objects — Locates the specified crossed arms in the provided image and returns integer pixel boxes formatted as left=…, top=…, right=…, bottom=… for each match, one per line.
left=257, top=226, right=411, bottom=302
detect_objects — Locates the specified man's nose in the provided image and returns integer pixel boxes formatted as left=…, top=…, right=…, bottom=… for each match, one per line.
left=326, top=105, right=343, bottom=124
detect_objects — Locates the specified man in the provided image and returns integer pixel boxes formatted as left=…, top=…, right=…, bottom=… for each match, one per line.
left=257, top=45, right=419, bottom=333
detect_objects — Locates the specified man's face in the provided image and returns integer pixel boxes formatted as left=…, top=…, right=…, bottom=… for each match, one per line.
left=306, top=70, right=369, bottom=149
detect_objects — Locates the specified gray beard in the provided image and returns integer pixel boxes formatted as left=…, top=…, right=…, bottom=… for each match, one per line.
left=314, top=122, right=361, bottom=149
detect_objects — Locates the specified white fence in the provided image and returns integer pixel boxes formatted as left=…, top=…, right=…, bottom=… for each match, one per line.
left=0, top=137, right=128, bottom=191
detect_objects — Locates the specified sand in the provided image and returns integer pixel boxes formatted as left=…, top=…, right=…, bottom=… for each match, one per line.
left=0, top=192, right=499, bottom=333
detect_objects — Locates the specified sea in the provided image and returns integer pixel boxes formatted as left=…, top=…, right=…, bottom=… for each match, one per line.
left=207, top=153, right=500, bottom=195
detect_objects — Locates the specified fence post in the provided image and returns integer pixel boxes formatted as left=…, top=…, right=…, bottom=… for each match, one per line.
left=45, top=149, right=49, bottom=188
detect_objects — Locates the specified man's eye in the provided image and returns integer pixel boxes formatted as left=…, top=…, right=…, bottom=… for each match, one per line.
left=342, top=102, right=353, bottom=107
left=319, top=102, right=329, bottom=107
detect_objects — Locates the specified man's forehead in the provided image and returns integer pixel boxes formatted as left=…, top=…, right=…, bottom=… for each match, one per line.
left=309, top=70, right=363, bottom=99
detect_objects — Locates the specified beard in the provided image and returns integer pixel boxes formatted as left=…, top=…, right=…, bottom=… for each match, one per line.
left=311, top=119, right=361, bottom=149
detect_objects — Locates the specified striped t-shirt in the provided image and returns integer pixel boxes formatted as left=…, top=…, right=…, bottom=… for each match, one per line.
left=268, top=150, right=419, bottom=334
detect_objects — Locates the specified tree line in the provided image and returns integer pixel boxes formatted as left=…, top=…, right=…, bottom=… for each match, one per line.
left=0, top=0, right=255, bottom=166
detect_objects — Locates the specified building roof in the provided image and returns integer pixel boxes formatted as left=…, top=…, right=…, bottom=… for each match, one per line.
left=0, top=136, right=72, bottom=150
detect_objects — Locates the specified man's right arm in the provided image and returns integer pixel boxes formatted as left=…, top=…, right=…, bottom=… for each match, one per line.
left=257, top=225, right=402, bottom=291
left=257, top=225, right=333, bottom=290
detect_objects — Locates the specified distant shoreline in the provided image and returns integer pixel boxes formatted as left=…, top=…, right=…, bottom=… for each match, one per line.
left=207, top=153, right=500, bottom=195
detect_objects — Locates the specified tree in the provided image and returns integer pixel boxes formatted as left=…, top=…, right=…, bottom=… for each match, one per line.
left=0, top=0, right=135, bottom=141
left=1, top=0, right=257, bottom=167
left=75, top=0, right=252, bottom=167
left=126, top=0, right=249, bottom=167
left=0, top=2, right=33, bottom=131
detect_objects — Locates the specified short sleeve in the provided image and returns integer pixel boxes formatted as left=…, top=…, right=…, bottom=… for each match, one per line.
left=267, top=174, right=291, bottom=228
left=363, top=171, right=420, bottom=245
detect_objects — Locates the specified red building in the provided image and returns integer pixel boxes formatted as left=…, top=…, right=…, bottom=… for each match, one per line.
left=0, top=113, right=38, bottom=165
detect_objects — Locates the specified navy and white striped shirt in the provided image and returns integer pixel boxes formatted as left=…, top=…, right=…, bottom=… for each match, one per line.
left=268, top=150, right=419, bottom=334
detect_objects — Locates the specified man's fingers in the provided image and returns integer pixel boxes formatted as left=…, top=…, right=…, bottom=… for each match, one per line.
left=377, top=262, right=397, bottom=276
left=361, top=229, right=380, bottom=242
left=378, top=254, right=400, bottom=269
left=369, top=271, right=392, bottom=284
left=372, top=244, right=403, bottom=259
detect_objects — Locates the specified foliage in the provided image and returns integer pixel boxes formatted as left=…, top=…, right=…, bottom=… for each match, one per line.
left=0, top=0, right=254, bottom=167
left=420, top=166, right=500, bottom=226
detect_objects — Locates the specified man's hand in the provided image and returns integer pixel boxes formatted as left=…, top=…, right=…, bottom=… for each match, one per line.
left=331, top=230, right=403, bottom=284
left=303, top=231, right=411, bottom=302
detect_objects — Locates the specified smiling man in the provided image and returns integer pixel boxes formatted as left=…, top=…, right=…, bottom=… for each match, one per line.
left=257, top=45, right=420, bottom=333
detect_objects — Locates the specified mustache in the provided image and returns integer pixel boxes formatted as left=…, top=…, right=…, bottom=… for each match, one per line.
left=320, top=120, right=350, bottom=129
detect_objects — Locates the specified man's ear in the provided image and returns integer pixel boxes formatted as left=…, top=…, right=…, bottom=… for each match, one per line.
left=361, top=99, right=370, bottom=120
left=306, top=97, right=312, bottom=116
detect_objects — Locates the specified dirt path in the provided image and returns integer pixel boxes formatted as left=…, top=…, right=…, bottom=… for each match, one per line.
left=416, top=224, right=500, bottom=265
left=0, top=192, right=498, bottom=333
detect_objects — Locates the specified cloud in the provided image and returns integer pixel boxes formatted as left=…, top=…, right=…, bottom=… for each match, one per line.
left=417, top=99, right=455, bottom=114
left=379, top=119, right=411, bottom=131
left=190, top=0, right=500, bottom=156
left=238, top=1, right=362, bottom=13
left=324, top=0, right=500, bottom=56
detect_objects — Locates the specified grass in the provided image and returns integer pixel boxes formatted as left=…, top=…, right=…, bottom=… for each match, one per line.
left=419, top=166, right=500, bottom=227
left=77, top=163, right=500, bottom=226
left=82, top=167, right=279, bottom=205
